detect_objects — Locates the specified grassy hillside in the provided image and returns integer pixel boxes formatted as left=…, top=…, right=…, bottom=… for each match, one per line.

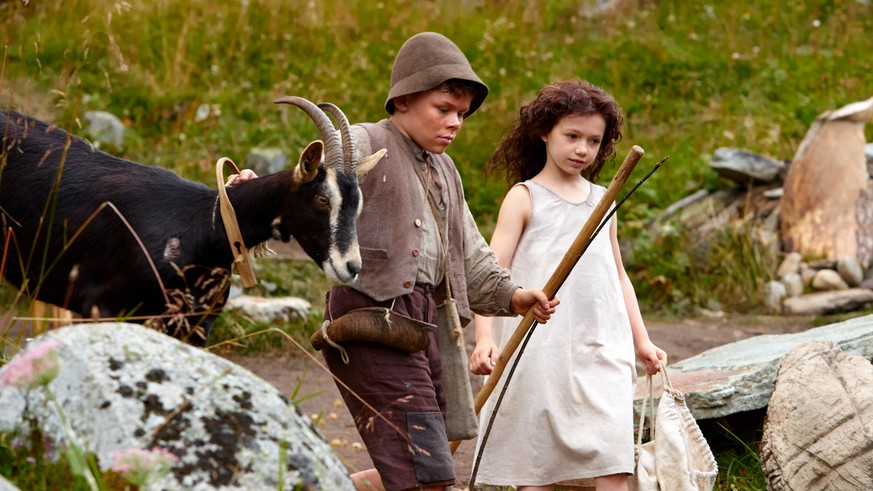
left=2, top=0, right=872, bottom=312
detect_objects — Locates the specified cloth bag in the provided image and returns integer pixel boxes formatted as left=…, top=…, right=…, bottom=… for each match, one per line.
left=435, top=297, right=478, bottom=441
left=629, top=361, right=718, bottom=491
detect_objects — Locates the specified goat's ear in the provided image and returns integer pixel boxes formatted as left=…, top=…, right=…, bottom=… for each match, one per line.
left=293, top=140, right=324, bottom=185
left=356, top=148, right=387, bottom=179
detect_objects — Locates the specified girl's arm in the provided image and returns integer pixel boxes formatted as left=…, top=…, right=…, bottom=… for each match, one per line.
left=610, top=217, right=667, bottom=375
left=470, top=185, right=531, bottom=376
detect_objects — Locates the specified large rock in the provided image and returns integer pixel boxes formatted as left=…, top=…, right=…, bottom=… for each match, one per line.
left=761, top=341, right=873, bottom=490
left=0, top=323, right=353, bottom=491
left=780, top=96, right=873, bottom=267
left=635, top=315, right=873, bottom=419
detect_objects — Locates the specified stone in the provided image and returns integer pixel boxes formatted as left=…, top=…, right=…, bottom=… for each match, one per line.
left=710, top=147, right=785, bottom=184
left=780, top=96, right=873, bottom=267
left=224, top=295, right=311, bottom=323
left=780, top=272, right=804, bottom=297
left=0, top=475, right=19, bottom=491
left=776, top=251, right=803, bottom=278
left=83, top=111, right=125, bottom=149
left=763, top=280, right=787, bottom=313
left=761, top=340, right=873, bottom=490
left=811, top=268, right=849, bottom=291
left=634, top=315, right=873, bottom=420
left=244, top=147, right=290, bottom=177
left=837, top=256, right=864, bottom=287
left=799, top=264, right=817, bottom=287
left=0, top=323, right=353, bottom=491
left=782, top=289, right=873, bottom=316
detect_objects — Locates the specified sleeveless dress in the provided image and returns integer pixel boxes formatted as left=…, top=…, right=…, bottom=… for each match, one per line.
left=472, top=180, right=636, bottom=486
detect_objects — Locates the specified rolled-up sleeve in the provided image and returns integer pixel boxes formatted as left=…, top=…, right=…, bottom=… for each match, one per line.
left=461, top=201, right=520, bottom=316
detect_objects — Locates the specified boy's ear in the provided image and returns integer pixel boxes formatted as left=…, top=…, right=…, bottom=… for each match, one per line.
left=392, top=95, right=409, bottom=112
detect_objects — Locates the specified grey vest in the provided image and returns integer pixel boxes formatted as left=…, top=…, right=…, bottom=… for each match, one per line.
left=352, top=120, right=472, bottom=322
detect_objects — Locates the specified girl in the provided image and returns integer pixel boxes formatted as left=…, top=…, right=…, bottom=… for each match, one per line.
left=468, top=79, right=666, bottom=491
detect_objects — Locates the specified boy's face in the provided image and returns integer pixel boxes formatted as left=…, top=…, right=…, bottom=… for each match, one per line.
left=390, top=87, right=474, bottom=155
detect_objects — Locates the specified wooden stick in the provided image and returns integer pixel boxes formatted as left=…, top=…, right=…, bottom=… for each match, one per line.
left=450, top=145, right=645, bottom=454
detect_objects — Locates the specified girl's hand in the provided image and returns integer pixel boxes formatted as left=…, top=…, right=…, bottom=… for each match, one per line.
left=636, top=340, right=667, bottom=375
left=470, top=339, right=500, bottom=375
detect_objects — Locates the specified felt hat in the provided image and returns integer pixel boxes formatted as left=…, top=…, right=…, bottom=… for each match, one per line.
left=385, top=32, right=488, bottom=117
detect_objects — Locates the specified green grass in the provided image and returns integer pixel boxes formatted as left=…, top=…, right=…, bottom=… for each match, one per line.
left=3, top=0, right=871, bottom=313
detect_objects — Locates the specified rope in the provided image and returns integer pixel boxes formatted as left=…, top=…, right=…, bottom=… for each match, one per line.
left=319, top=319, right=350, bottom=364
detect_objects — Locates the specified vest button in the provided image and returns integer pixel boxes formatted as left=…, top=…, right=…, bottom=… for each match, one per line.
left=403, top=281, right=412, bottom=289
left=414, top=218, right=422, bottom=227
left=412, top=249, right=419, bottom=257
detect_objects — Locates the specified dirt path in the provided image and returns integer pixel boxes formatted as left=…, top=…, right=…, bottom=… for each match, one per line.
left=225, top=314, right=815, bottom=489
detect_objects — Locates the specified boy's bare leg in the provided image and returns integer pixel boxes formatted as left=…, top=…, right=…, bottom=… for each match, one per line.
left=350, top=469, right=445, bottom=491
left=351, top=469, right=384, bottom=491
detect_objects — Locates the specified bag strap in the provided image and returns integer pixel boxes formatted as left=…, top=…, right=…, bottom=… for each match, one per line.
left=634, top=360, right=671, bottom=453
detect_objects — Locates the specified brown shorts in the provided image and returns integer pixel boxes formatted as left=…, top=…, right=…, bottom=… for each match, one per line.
left=323, top=285, right=455, bottom=491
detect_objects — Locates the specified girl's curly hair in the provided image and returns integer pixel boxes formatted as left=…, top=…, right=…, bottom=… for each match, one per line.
left=488, top=79, right=623, bottom=185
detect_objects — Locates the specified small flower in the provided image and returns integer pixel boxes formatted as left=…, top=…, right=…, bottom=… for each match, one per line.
left=0, top=339, right=61, bottom=389
left=111, top=446, right=179, bottom=487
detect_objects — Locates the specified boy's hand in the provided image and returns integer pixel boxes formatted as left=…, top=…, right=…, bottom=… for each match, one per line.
left=510, top=288, right=559, bottom=323
left=226, top=169, right=258, bottom=186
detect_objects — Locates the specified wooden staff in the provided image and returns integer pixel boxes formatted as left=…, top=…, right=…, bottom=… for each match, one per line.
left=450, top=145, right=645, bottom=454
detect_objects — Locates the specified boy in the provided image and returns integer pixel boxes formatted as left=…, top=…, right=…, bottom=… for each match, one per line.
left=321, top=32, right=558, bottom=491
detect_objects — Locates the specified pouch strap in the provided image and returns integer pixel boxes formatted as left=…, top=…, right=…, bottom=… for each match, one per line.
left=635, top=361, right=670, bottom=456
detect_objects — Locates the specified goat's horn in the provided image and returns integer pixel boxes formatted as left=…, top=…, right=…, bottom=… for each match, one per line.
left=274, top=96, right=343, bottom=169
left=317, top=102, right=356, bottom=172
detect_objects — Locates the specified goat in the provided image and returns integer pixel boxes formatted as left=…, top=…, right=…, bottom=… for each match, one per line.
left=0, top=97, right=383, bottom=344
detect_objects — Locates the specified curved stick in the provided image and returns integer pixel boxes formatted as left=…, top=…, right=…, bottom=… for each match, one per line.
left=450, top=145, right=650, bottom=454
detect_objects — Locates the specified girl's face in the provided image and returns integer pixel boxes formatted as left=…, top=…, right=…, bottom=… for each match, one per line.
left=390, top=87, right=473, bottom=155
left=541, top=114, right=606, bottom=176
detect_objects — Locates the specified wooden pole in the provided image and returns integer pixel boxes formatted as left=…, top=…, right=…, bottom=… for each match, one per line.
left=450, top=145, right=645, bottom=454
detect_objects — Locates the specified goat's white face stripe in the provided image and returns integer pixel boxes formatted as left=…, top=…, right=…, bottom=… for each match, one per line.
left=323, top=168, right=363, bottom=283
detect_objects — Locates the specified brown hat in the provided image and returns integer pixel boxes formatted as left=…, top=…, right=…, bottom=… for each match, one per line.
left=385, top=32, right=488, bottom=117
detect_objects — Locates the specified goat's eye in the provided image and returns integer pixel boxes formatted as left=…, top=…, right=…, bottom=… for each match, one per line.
left=317, top=195, right=330, bottom=205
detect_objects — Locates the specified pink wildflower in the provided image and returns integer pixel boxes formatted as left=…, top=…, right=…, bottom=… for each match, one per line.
left=0, top=339, right=61, bottom=389
left=111, top=446, right=179, bottom=486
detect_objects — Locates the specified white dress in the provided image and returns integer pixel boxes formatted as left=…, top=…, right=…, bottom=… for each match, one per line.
left=472, top=180, right=636, bottom=486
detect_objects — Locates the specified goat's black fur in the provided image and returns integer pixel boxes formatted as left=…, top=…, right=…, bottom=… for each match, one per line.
left=0, top=109, right=367, bottom=344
